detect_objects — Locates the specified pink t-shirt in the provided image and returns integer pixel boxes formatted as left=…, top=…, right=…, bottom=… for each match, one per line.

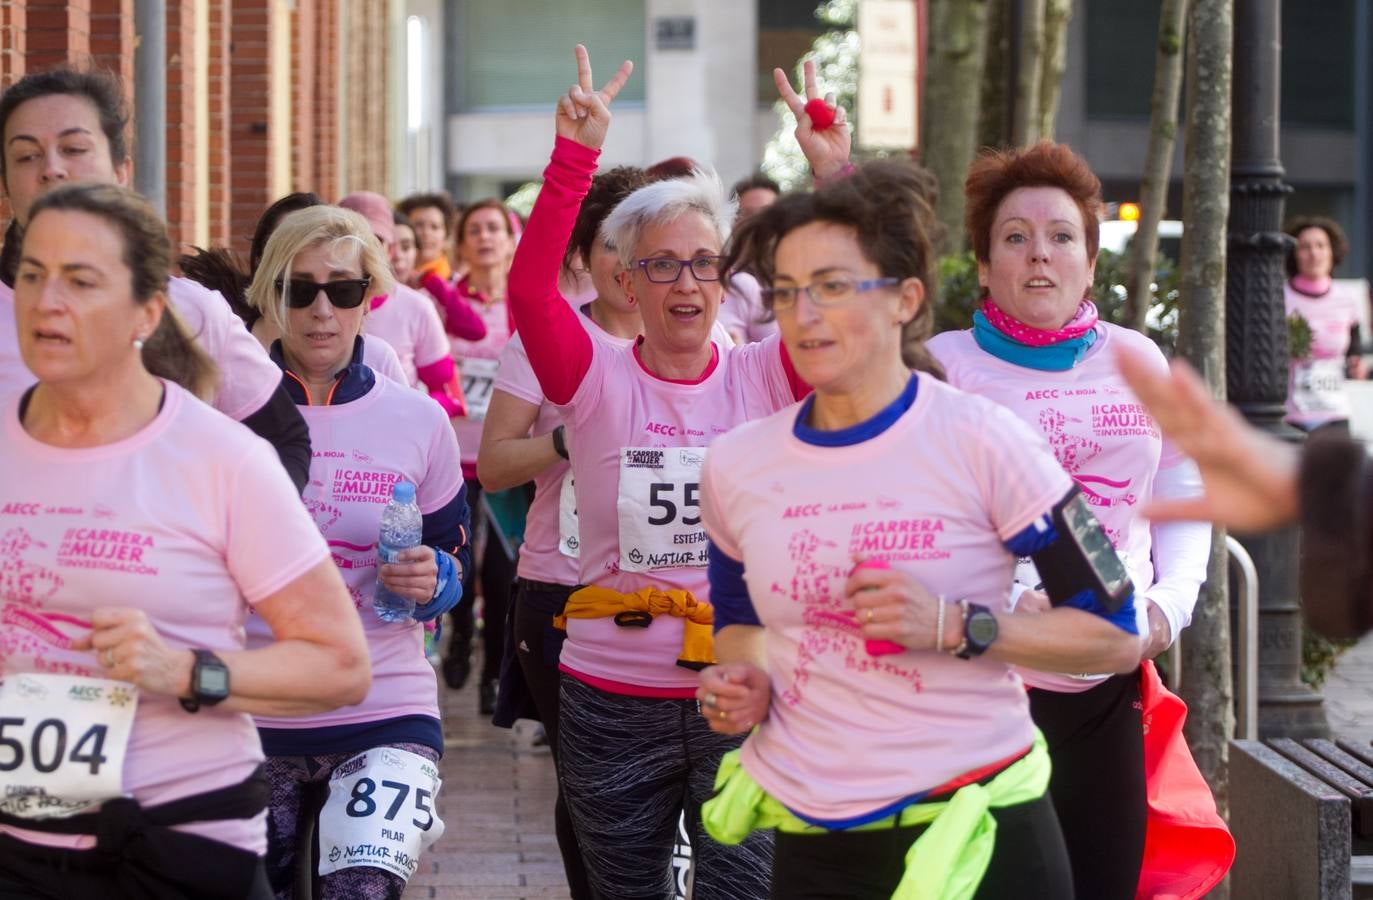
left=1284, top=279, right=1362, bottom=427
left=929, top=324, right=1182, bottom=690
left=715, top=272, right=780, bottom=345
left=493, top=323, right=635, bottom=586
left=365, top=285, right=451, bottom=388
left=555, top=334, right=795, bottom=692
left=0, top=381, right=330, bottom=854
left=702, top=374, right=1070, bottom=821
left=248, top=375, right=463, bottom=733
left=0, top=280, right=26, bottom=396
left=450, top=286, right=513, bottom=471
left=0, top=277, right=282, bottom=422
left=362, top=334, right=408, bottom=385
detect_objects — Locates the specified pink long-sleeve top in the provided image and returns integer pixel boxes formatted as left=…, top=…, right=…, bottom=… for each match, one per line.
left=507, top=136, right=810, bottom=693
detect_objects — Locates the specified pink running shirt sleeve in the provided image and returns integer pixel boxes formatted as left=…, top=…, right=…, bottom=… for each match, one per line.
left=507, top=137, right=599, bottom=405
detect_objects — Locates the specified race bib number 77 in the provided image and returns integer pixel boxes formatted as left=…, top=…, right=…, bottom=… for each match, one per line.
left=616, top=446, right=709, bottom=572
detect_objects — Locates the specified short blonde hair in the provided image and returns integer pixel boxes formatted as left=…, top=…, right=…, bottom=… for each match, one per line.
left=247, top=205, right=393, bottom=336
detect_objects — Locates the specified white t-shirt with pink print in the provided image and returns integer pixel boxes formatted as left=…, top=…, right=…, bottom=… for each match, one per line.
left=0, top=381, right=330, bottom=854
left=450, top=290, right=513, bottom=471
left=0, top=277, right=283, bottom=422
left=555, top=335, right=796, bottom=694
left=701, top=373, right=1071, bottom=822
left=365, top=284, right=451, bottom=388
left=248, top=376, right=463, bottom=734
left=493, top=324, right=634, bottom=587
left=1284, top=279, right=1362, bottom=428
left=929, top=323, right=1204, bottom=692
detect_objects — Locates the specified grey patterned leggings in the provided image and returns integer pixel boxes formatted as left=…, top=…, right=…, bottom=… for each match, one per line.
left=263, top=743, right=440, bottom=900
left=557, top=675, right=774, bottom=900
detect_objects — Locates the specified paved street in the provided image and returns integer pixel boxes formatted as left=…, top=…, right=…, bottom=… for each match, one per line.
left=404, top=670, right=571, bottom=900
left=1322, top=629, right=1373, bottom=748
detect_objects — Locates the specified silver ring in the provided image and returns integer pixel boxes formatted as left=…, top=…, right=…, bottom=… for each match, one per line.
left=102, top=648, right=115, bottom=668
left=704, top=692, right=717, bottom=708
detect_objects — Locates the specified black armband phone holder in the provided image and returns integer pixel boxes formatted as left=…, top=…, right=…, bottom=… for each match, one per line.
left=1032, top=487, right=1134, bottom=615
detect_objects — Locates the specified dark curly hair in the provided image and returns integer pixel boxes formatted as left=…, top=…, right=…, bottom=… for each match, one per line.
left=1284, top=215, right=1348, bottom=278
left=723, top=159, right=946, bottom=378
left=564, top=166, right=652, bottom=273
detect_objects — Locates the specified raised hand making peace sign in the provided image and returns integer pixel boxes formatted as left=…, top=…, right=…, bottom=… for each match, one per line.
left=556, top=44, right=634, bottom=151
left=774, top=59, right=853, bottom=180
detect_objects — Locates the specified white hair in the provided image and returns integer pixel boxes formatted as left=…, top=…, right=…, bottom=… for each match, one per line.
left=600, top=169, right=737, bottom=268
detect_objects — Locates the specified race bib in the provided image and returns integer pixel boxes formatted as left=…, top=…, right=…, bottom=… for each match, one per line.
left=616, top=446, right=709, bottom=573
left=0, top=673, right=138, bottom=820
left=458, top=357, right=499, bottom=421
left=1291, top=358, right=1348, bottom=416
left=318, top=746, right=445, bottom=881
left=558, top=474, right=580, bottom=558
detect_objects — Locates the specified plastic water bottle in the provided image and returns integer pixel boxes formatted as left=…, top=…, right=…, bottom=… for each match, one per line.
left=374, top=481, right=422, bottom=623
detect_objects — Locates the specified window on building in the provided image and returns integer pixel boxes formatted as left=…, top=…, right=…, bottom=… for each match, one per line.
left=1086, top=0, right=1355, bottom=130
left=1282, top=0, right=1355, bottom=130
left=461, top=0, right=646, bottom=109
left=758, top=0, right=825, bottom=104
left=1084, top=0, right=1161, bottom=121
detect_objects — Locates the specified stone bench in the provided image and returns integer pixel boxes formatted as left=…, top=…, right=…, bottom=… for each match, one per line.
left=1231, top=738, right=1373, bottom=898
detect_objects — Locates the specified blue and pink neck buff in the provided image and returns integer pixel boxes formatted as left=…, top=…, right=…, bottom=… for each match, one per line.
left=972, top=297, right=1100, bottom=371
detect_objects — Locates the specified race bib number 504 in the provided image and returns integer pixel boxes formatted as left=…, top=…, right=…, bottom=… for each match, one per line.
left=616, top=446, right=709, bottom=573
left=0, top=673, right=139, bottom=820
left=318, top=747, right=445, bottom=881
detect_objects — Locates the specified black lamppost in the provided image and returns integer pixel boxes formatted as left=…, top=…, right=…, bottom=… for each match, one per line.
left=1227, top=0, right=1328, bottom=738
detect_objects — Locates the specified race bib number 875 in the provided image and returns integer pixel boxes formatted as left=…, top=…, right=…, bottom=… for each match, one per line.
left=318, top=747, right=445, bottom=881
left=616, top=446, right=709, bottom=572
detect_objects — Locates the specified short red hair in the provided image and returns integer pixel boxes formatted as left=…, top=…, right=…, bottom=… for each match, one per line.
left=964, top=141, right=1103, bottom=264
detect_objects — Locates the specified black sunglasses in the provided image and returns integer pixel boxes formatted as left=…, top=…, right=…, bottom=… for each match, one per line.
left=275, top=276, right=371, bottom=310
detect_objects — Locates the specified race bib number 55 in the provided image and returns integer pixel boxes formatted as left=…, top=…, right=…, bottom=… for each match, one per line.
left=616, top=446, right=709, bottom=572
left=318, top=747, right=445, bottom=881
left=0, top=673, right=138, bottom=820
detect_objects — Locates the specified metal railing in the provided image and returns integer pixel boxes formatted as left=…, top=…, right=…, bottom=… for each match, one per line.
left=1164, top=535, right=1259, bottom=740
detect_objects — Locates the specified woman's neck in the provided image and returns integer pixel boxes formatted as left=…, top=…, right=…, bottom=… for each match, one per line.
left=24, top=362, right=164, bottom=447
left=808, top=359, right=912, bottom=431
left=282, top=348, right=351, bottom=405
left=588, top=298, right=641, bottom=341
left=637, top=338, right=715, bottom=382
left=465, top=265, right=507, bottom=301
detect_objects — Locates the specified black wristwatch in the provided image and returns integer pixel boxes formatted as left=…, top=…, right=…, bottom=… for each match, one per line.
left=551, top=425, right=570, bottom=460
left=180, top=649, right=231, bottom=713
left=957, top=603, right=999, bottom=659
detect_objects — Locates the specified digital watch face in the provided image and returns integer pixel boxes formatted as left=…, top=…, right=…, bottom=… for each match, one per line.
left=198, top=665, right=230, bottom=696
left=1059, top=493, right=1132, bottom=602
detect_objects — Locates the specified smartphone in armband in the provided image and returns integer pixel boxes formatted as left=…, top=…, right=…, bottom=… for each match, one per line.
left=1036, top=488, right=1134, bottom=615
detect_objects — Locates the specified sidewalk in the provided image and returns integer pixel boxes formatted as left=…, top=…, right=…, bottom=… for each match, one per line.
left=1322, top=629, right=1373, bottom=748
left=404, top=673, right=572, bottom=899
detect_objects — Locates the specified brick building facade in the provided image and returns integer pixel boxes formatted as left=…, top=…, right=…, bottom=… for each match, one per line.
left=0, top=1, right=397, bottom=254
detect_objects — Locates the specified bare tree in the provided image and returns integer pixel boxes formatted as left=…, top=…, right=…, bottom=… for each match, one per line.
left=1175, top=0, right=1234, bottom=848
left=1035, top=0, right=1073, bottom=140
left=978, top=0, right=1012, bottom=150
left=1011, top=0, right=1046, bottom=145
left=1125, top=0, right=1189, bottom=332
left=922, top=0, right=991, bottom=252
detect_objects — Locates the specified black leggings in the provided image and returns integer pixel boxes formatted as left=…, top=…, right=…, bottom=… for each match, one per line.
left=1029, top=670, right=1147, bottom=900
left=450, top=479, right=519, bottom=684
left=769, top=792, right=1071, bottom=899
left=512, top=578, right=590, bottom=899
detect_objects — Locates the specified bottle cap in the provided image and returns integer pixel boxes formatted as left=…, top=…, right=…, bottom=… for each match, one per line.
left=392, top=481, right=417, bottom=504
